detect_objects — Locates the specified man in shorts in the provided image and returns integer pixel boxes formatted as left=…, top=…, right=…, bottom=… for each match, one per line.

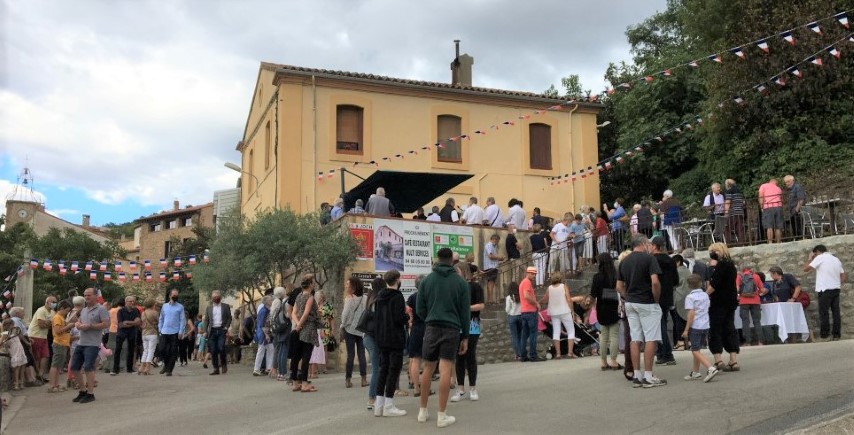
left=71, top=288, right=110, bottom=403
left=28, top=295, right=57, bottom=381
left=617, top=235, right=667, bottom=388
left=758, top=178, right=784, bottom=244
left=416, top=248, right=471, bottom=428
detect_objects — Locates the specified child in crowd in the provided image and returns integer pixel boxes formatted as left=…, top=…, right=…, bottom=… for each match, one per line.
left=681, top=274, right=719, bottom=383
left=2, top=318, right=27, bottom=390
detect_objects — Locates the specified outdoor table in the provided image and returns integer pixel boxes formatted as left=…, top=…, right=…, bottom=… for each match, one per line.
left=734, top=302, right=809, bottom=342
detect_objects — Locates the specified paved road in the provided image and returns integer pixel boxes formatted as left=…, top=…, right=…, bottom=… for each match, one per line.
left=3, top=341, right=853, bottom=434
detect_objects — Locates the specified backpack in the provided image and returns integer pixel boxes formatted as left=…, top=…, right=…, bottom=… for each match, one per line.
left=269, top=300, right=291, bottom=335
left=739, top=271, right=756, bottom=297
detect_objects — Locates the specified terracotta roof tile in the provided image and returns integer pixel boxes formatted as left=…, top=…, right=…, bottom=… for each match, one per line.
left=260, top=62, right=600, bottom=105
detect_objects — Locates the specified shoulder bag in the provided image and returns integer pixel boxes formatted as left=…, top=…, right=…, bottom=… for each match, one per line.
left=355, top=299, right=376, bottom=335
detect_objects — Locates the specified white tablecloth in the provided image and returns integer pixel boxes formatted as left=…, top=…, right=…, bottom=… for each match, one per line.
left=734, top=302, right=809, bottom=342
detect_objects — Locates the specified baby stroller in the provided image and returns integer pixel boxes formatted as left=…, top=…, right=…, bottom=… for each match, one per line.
left=539, top=311, right=600, bottom=359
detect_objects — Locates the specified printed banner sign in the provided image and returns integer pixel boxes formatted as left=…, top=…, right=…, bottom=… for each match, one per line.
left=349, top=223, right=374, bottom=260
left=373, top=219, right=433, bottom=275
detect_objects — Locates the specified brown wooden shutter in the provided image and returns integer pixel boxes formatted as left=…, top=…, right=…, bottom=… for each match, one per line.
left=437, top=115, right=462, bottom=162
left=529, top=123, right=551, bottom=170
left=337, top=105, right=363, bottom=153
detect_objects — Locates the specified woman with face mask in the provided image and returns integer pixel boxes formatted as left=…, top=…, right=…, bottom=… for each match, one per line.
left=705, top=242, right=740, bottom=372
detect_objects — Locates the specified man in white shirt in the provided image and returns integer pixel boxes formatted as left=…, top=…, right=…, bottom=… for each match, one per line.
left=205, top=290, right=233, bottom=375
left=506, top=199, right=528, bottom=230
left=461, top=197, right=485, bottom=226
left=803, top=244, right=846, bottom=341
left=703, top=183, right=725, bottom=218
left=483, top=234, right=504, bottom=303
left=549, top=213, right=572, bottom=274
left=426, top=206, right=441, bottom=222
left=483, top=197, right=503, bottom=228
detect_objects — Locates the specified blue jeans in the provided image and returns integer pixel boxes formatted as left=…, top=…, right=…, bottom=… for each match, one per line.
left=520, top=312, right=539, bottom=359
left=363, top=334, right=380, bottom=400
left=656, top=307, right=674, bottom=361
left=507, top=315, right=523, bottom=358
left=208, top=328, right=227, bottom=370
left=276, top=339, right=288, bottom=375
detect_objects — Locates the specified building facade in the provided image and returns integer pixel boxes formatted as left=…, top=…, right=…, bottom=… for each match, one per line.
left=235, top=53, right=603, bottom=222
left=134, top=201, right=214, bottom=263
left=4, top=200, right=111, bottom=243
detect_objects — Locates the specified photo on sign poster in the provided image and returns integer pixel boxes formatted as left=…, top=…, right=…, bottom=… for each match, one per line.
left=374, top=224, right=404, bottom=271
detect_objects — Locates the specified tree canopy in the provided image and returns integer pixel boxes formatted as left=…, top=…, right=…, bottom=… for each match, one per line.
left=551, top=0, right=854, bottom=206
left=193, top=208, right=359, bottom=313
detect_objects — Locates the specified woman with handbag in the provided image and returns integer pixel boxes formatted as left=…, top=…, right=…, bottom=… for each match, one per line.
left=590, top=253, right=622, bottom=370
left=308, top=291, right=332, bottom=379
left=340, top=277, right=368, bottom=389
left=290, top=274, right=322, bottom=393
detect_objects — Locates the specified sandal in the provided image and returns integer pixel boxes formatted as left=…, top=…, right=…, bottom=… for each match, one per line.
left=600, top=366, right=610, bottom=371
left=394, top=390, right=409, bottom=397
left=609, top=364, right=624, bottom=370
left=724, top=362, right=740, bottom=372
left=714, top=361, right=725, bottom=371
left=301, top=386, right=318, bottom=392
left=292, top=384, right=302, bottom=392
left=48, top=385, right=59, bottom=393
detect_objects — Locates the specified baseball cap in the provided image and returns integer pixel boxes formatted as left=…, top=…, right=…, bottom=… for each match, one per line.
left=650, top=235, right=666, bottom=248
left=526, top=266, right=537, bottom=274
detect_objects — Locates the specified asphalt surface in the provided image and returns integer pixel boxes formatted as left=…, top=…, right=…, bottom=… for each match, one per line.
left=3, top=340, right=853, bottom=434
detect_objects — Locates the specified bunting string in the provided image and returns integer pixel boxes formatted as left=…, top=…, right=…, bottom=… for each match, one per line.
left=314, top=10, right=849, bottom=184
left=0, top=251, right=212, bottom=306
left=548, top=33, right=854, bottom=185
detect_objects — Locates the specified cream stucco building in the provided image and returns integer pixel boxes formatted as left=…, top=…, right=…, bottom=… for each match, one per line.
left=235, top=50, right=603, bottom=221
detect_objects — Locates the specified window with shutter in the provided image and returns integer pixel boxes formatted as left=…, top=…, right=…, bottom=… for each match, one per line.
left=336, top=105, right=364, bottom=154
left=529, top=123, right=552, bottom=170
left=437, top=115, right=462, bottom=163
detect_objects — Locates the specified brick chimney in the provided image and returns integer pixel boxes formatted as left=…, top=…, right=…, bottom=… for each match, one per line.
left=173, top=200, right=180, bottom=211
left=82, top=214, right=90, bottom=228
left=450, top=40, right=474, bottom=87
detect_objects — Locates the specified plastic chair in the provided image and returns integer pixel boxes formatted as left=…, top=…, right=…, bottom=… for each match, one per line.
left=841, top=213, right=854, bottom=234
left=802, top=206, right=831, bottom=238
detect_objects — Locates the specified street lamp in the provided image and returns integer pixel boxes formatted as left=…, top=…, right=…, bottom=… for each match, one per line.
left=224, top=162, right=260, bottom=200
left=596, top=121, right=611, bottom=129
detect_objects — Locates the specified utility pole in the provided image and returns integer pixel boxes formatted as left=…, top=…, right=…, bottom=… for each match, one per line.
left=19, top=249, right=34, bottom=322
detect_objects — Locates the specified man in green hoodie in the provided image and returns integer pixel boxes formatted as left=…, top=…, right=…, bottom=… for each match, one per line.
left=416, top=247, right=471, bottom=428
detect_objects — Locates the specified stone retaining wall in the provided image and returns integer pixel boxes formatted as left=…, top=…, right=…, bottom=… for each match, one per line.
left=475, top=235, right=854, bottom=365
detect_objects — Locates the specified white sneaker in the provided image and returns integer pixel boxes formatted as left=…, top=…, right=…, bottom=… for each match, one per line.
left=417, top=408, right=429, bottom=423
left=437, top=412, right=456, bottom=428
left=449, top=390, right=465, bottom=402
left=703, top=367, right=719, bottom=383
left=683, top=372, right=702, bottom=381
left=469, top=389, right=479, bottom=401
left=383, top=404, right=407, bottom=417
left=374, top=397, right=385, bottom=417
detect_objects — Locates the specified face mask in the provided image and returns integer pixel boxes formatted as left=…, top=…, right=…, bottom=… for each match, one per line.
left=50, top=302, right=57, bottom=309
left=613, top=202, right=619, bottom=208
left=709, top=252, right=720, bottom=260
left=170, top=296, right=178, bottom=302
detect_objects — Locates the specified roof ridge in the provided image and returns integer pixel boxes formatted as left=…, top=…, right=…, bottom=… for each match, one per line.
left=262, top=61, right=581, bottom=102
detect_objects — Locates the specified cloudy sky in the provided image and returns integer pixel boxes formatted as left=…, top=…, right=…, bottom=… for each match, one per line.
left=1, top=0, right=666, bottom=226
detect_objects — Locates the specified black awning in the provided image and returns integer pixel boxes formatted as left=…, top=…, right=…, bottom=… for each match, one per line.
left=343, top=170, right=473, bottom=214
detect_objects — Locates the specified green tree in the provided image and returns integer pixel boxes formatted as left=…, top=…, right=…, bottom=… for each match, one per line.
left=161, top=226, right=213, bottom=318
left=593, top=0, right=854, bottom=205
left=193, top=208, right=360, bottom=313
left=28, top=227, right=127, bottom=304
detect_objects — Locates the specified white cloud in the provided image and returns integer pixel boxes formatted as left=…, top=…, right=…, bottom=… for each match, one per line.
left=0, top=179, right=47, bottom=208
left=1, top=0, right=666, bottom=214
left=45, top=208, right=81, bottom=219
